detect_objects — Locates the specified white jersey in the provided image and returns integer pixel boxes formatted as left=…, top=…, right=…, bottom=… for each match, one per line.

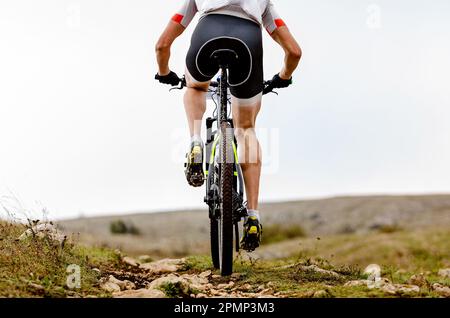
left=172, top=0, right=286, bottom=34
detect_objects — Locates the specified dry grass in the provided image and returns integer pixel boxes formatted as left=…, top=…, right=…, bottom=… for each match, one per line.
left=261, top=224, right=306, bottom=245
left=255, top=227, right=450, bottom=272
left=0, top=221, right=121, bottom=297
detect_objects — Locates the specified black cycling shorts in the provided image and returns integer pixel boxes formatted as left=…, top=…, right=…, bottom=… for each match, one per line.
left=186, top=14, right=264, bottom=99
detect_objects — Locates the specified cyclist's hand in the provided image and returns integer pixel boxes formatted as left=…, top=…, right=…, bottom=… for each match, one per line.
left=155, top=71, right=181, bottom=86
left=270, top=73, right=293, bottom=88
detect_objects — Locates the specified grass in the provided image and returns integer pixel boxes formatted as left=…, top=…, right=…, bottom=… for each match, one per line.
left=0, top=221, right=121, bottom=297
left=183, top=227, right=450, bottom=298
left=261, top=224, right=306, bottom=245
left=184, top=255, right=370, bottom=297
left=183, top=254, right=449, bottom=298
left=263, top=227, right=450, bottom=272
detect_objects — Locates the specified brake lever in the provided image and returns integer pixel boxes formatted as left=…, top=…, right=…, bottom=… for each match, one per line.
left=169, top=76, right=186, bottom=92
left=263, top=87, right=278, bottom=96
left=169, top=85, right=183, bottom=92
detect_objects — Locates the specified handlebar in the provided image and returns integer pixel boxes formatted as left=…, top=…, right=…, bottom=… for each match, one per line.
left=170, top=76, right=278, bottom=95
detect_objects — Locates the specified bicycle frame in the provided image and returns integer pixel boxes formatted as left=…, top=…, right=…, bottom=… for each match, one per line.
left=204, top=66, right=247, bottom=251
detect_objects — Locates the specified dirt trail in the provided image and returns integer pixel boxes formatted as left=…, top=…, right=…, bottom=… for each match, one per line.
left=101, top=257, right=280, bottom=298
left=99, top=255, right=450, bottom=298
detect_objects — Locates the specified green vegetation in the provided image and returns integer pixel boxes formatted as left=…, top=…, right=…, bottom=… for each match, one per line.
left=0, top=221, right=121, bottom=297
left=262, top=224, right=306, bottom=245
left=109, top=219, right=140, bottom=235
left=375, top=224, right=404, bottom=234
left=1, top=218, right=448, bottom=298
left=184, top=253, right=448, bottom=298
left=183, top=227, right=450, bottom=298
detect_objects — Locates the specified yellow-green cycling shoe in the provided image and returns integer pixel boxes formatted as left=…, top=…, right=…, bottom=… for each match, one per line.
left=240, top=217, right=262, bottom=252
left=184, top=141, right=205, bottom=187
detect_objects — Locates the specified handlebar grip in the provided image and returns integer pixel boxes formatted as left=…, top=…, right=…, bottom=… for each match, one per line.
left=263, top=81, right=275, bottom=95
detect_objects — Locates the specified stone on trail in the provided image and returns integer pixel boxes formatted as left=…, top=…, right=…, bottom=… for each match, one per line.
left=101, top=281, right=121, bottom=293
left=18, top=223, right=66, bottom=244
left=240, top=283, right=253, bottom=292
left=217, top=282, right=234, bottom=290
left=92, top=268, right=101, bottom=275
left=147, top=273, right=208, bottom=297
left=113, top=289, right=166, bottom=298
left=258, top=295, right=278, bottom=299
left=179, top=274, right=209, bottom=291
left=148, top=274, right=184, bottom=290
left=199, top=270, right=212, bottom=278
left=140, top=258, right=185, bottom=274
left=231, top=273, right=242, bottom=280
left=408, top=274, right=428, bottom=287
left=137, top=255, right=153, bottom=263
left=122, top=257, right=139, bottom=267
left=438, top=268, right=450, bottom=279
left=108, top=275, right=136, bottom=291
left=298, top=265, right=341, bottom=278
left=432, top=283, right=450, bottom=297
left=28, top=282, right=45, bottom=292
left=313, top=290, right=329, bottom=298
left=381, top=283, right=420, bottom=296
left=344, top=280, right=368, bottom=287
left=101, top=275, right=135, bottom=292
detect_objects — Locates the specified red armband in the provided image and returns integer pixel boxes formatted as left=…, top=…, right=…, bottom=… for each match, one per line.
left=171, top=14, right=184, bottom=24
left=275, top=19, right=286, bottom=28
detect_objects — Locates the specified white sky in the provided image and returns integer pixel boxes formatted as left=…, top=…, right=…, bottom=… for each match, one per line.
left=1, top=0, right=449, bottom=220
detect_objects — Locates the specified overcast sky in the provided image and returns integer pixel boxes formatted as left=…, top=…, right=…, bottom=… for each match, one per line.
left=1, top=0, right=449, bottom=220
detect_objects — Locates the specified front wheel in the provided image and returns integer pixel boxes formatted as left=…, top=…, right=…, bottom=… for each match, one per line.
left=218, top=122, right=234, bottom=276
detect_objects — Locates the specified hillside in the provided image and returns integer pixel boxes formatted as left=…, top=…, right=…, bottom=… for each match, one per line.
left=59, top=194, right=450, bottom=257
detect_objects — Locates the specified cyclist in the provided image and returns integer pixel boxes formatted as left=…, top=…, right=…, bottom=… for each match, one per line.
left=155, top=0, right=301, bottom=251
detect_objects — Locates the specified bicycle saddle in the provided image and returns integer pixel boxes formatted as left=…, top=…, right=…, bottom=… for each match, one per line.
left=210, top=49, right=239, bottom=68
left=196, top=37, right=252, bottom=85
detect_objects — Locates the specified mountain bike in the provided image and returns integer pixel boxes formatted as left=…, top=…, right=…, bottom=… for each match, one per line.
left=170, top=50, right=279, bottom=276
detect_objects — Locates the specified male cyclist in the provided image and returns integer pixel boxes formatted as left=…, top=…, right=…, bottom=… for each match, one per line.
left=155, top=0, right=301, bottom=251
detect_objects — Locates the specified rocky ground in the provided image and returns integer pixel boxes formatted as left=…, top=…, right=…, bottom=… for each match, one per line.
left=97, top=255, right=450, bottom=298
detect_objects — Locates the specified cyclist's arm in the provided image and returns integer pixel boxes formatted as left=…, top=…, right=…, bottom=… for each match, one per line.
left=155, top=0, right=198, bottom=76
left=263, top=1, right=302, bottom=80
left=270, top=27, right=302, bottom=80
left=155, top=21, right=185, bottom=76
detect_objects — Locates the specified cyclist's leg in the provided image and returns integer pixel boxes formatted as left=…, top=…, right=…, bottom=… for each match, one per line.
left=233, top=95, right=264, bottom=251
left=184, top=68, right=210, bottom=138
left=232, top=96, right=262, bottom=211
left=229, top=25, right=263, bottom=211
left=184, top=16, right=219, bottom=139
left=184, top=27, right=215, bottom=187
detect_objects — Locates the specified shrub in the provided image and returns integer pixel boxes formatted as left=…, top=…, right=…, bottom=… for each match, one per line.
left=109, top=220, right=140, bottom=235
left=377, top=224, right=403, bottom=234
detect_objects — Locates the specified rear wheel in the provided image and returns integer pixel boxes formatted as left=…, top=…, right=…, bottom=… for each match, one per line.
left=218, top=122, right=234, bottom=276
left=210, top=212, right=220, bottom=269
